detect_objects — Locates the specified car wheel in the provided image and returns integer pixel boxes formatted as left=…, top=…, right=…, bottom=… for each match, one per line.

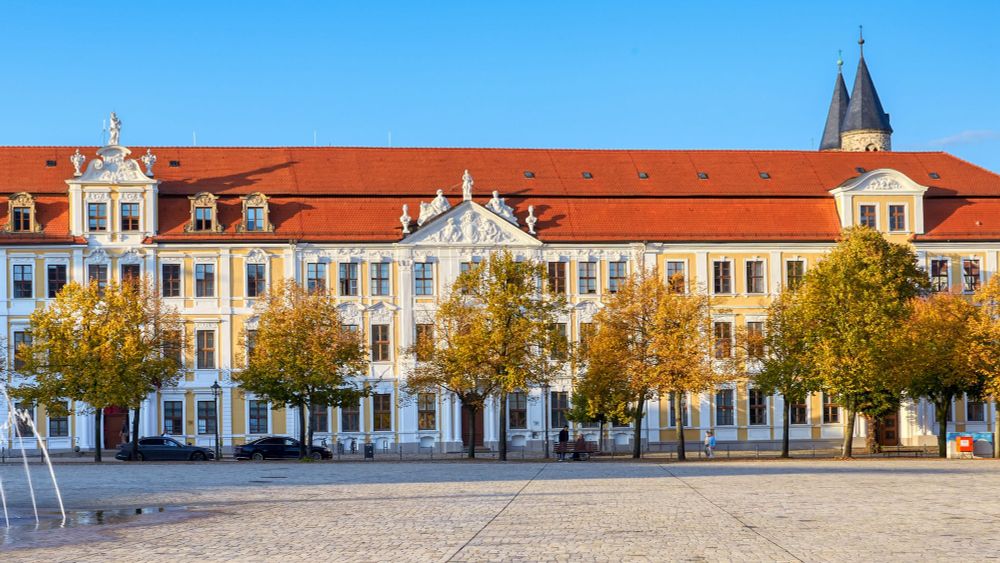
left=251, top=452, right=265, bottom=462
left=135, top=452, right=144, bottom=462
left=310, top=451, right=323, bottom=461
left=191, top=451, right=206, bottom=461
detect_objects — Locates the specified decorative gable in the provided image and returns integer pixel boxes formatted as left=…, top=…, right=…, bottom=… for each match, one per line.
left=403, top=202, right=540, bottom=246
left=828, top=169, right=928, bottom=234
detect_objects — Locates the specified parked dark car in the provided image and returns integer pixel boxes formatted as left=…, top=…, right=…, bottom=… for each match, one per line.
left=115, top=437, right=215, bottom=461
left=234, top=437, right=332, bottom=461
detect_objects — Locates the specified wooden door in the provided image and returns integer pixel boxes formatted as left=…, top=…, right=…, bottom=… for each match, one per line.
left=877, top=412, right=899, bottom=447
left=461, top=407, right=484, bottom=447
left=103, top=407, right=128, bottom=449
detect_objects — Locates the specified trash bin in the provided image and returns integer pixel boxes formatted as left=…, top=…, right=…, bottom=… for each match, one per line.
left=364, top=443, right=375, bottom=459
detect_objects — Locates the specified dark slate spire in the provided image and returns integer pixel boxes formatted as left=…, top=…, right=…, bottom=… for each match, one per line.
left=842, top=28, right=892, bottom=133
left=819, top=53, right=850, bottom=151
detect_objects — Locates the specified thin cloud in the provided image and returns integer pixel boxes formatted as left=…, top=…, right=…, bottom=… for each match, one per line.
left=926, top=130, right=999, bottom=147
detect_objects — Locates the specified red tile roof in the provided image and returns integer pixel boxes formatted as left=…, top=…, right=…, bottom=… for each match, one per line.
left=0, top=147, right=998, bottom=243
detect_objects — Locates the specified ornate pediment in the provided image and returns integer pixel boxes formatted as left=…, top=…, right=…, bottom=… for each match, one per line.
left=404, top=203, right=539, bottom=247
left=829, top=169, right=928, bottom=196
left=367, top=301, right=400, bottom=324
left=75, top=146, right=154, bottom=185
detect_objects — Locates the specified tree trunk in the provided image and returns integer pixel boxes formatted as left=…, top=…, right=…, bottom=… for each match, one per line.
left=780, top=396, right=790, bottom=459
left=675, top=393, right=686, bottom=461
left=631, top=401, right=643, bottom=459
left=865, top=415, right=881, bottom=454
left=466, top=404, right=477, bottom=459
left=306, top=400, right=314, bottom=455
left=598, top=420, right=605, bottom=452
left=995, top=399, right=999, bottom=460
left=935, top=397, right=950, bottom=458
left=93, top=410, right=102, bottom=463
left=498, top=392, right=508, bottom=461
left=130, top=404, right=141, bottom=462
left=298, top=401, right=307, bottom=459
left=840, top=408, right=856, bottom=458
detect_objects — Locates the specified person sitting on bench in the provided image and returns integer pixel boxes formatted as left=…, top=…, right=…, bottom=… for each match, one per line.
left=572, top=433, right=587, bottom=461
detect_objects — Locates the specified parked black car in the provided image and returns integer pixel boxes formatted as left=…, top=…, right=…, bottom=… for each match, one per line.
left=115, top=437, right=215, bottom=461
left=234, top=437, right=332, bottom=461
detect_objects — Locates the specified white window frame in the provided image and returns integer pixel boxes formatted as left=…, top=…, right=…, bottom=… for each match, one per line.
left=747, top=386, right=769, bottom=426
left=961, top=256, right=982, bottom=294
left=929, top=257, right=951, bottom=293
left=195, top=327, right=218, bottom=370
left=789, top=393, right=811, bottom=426
left=245, top=396, right=270, bottom=436
left=856, top=202, right=879, bottom=230
left=783, top=257, right=807, bottom=289
left=664, top=259, right=688, bottom=294
left=714, top=385, right=737, bottom=427
left=665, top=391, right=691, bottom=428
left=161, top=396, right=186, bottom=436
left=117, top=197, right=143, bottom=233
left=160, top=259, right=185, bottom=299
left=414, top=261, right=435, bottom=297
left=11, top=261, right=34, bottom=300
left=193, top=259, right=218, bottom=299
left=43, top=257, right=70, bottom=300
left=744, top=257, right=767, bottom=295
left=305, top=261, right=328, bottom=293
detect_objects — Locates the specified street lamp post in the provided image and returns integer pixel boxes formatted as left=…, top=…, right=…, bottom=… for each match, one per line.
left=542, top=383, right=550, bottom=459
left=211, top=381, right=221, bottom=461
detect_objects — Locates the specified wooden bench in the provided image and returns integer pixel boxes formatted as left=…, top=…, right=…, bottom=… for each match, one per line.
left=554, top=441, right=599, bottom=460
left=881, top=446, right=926, bottom=457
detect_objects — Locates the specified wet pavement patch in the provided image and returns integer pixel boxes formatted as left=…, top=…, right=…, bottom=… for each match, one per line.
left=1, top=506, right=200, bottom=549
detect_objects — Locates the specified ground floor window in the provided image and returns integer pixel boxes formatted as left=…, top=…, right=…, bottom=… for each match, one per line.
left=550, top=391, right=569, bottom=428
left=822, top=393, right=840, bottom=424
left=715, top=389, right=734, bottom=426
left=163, top=400, right=183, bottom=435
left=967, top=399, right=986, bottom=422
left=372, top=393, right=392, bottom=431
left=14, top=402, right=34, bottom=437
left=341, top=401, right=360, bottom=432
left=508, top=392, right=527, bottom=429
left=248, top=400, right=268, bottom=434
left=790, top=398, right=808, bottom=425
left=310, top=404, right=330, bottom=433
left=667, top=392, right=688, bottom=427
left=49, top=402, right=69, bottom=437
left=748, top=389, right=767, bottom=426
left=197, top=400, right=217, bottom=435
left=418, top=393, right=436, bottom=430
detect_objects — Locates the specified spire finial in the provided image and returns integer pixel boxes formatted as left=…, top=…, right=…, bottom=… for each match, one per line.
left=858, top=25, right=865, bottom=57
left=837, top=49, right=843, bottom=72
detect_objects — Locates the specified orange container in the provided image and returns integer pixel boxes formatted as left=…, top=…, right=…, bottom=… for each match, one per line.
left=958, top=436, right=974, bottom=453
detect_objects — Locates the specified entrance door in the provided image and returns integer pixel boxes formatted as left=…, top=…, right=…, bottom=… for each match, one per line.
left=877, top=412, right=899, bottom=447
left=104, top=407, right=128, bottom=449
left=461, top=407, right=484, bottom=447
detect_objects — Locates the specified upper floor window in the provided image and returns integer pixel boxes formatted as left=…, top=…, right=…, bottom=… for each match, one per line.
left=608, top=261, right=627, bottom=293
left=161, top=263, right=181, bottom=297
left=246, top=263, right=266, bottom=298
left=306, top=263, right=326, bottom=293
left=746, top=321, right=764, bottom=358
left=888, top=204, right=906, bottom=232
left=550, top=391, right=569, bottom=428
left=859, top=204, right=877, bottom=229
left=196, top=329, right=216, bottom=369
left=713, top=261, right=732, bottom=294
left=12, top=264, right=32, bottom=299
left=47, top=264, right=67, bottom=298
left=121, top=263, right=141, bottom=283
left=549, top=323, right=568, bottom=360
left=339, top=263, right=359, bottom=296
left=786, top=260, right=804, bottom=290
left=13, top=331, right=31, bottom=370
left=185, top=192, right=222, bottom=233
left=665, top=261, right=685, bottom=293
left=415, top=324, right=434, bottom=362
left=547, top=262, right=566, bottom=294
left=414, top=263, right=434, bottom=296
left=962, top=259, right=981, bottom=293
left=120, top=202, right=140, bottom=231
left=745, top=260, right=765, bottom=294
left=239, top=193, right=273, bottom=233
left=88, top=203, right=108, bottom=232
left=370, top=262, right=390, bottom=296
left=713, top=321, right=732, bottom=358
left=4, top=193, right=40, bottom=233
left=930, top=259, right=949, bottom=292
left=578, top=262, right=597, bottom=295
left=371, top=324, right=390, bottom=361
left=195, top=263, right=215, bottom=297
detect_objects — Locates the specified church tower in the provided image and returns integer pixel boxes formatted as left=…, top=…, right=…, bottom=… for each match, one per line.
left=839, top=28, right=893, bottom=151
left=819, top=54, right=850, bottom=151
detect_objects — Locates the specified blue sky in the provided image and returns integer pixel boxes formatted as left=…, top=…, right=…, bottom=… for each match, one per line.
left=2, top=2, right=998, bottom=170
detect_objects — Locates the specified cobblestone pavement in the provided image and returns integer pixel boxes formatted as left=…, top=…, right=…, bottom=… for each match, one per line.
left=0, top=458, right=998, bottom=562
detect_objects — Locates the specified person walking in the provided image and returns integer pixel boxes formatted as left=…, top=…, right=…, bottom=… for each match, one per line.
left=704, top=430, right=716, bottom=459
left=557, top=425, right=569, bottom=461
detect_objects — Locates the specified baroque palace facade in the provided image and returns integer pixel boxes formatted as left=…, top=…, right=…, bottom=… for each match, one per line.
left=2, top=50, right=999, bottom=453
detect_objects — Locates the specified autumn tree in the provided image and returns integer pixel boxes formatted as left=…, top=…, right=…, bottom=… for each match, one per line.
left=14, top=279, right=183, bottom=462
left=235, top=278, right=369, bottom=459
left=753, top=290, right=821, bottom=458
left=900, top=292, right=984, bottom=457
left=404, top=251, right=564, bottom=460
left=582, top=269, right=721, bottom=460
left=794, top=227, right=929, bottom=458
left=566, top=340, right=633, bottom=452
left=970, top=274, right=1000, bottom=458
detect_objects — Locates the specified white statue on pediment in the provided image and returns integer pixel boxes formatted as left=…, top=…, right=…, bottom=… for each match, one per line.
left=417, top=189, right=451, bottom=226
left=440, top=217, right=460, bottom=242
left=486, top=190, right=518, bottom=225
left=108, top=112, right=122, bottom=146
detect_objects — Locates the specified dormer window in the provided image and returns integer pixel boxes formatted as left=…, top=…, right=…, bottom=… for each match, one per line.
left=185, top=192, right=223, bottom=233
left=195, top=208, right=214, bottom=231
left=238, top=192, right=274, bottom=233
left=4, top=192, right=41, bottom=233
